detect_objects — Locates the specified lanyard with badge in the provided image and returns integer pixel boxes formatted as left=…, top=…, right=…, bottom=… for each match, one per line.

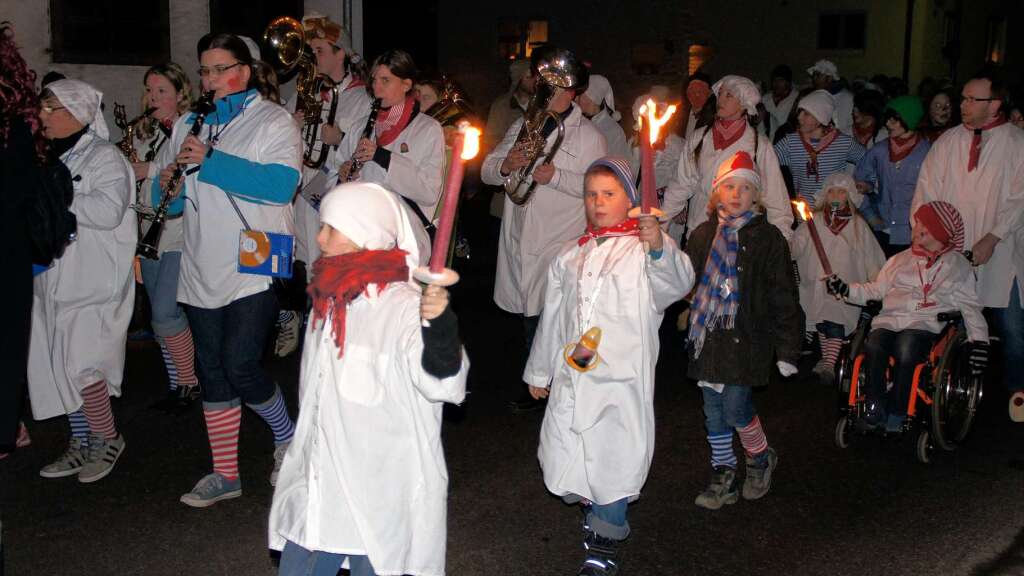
left=564, top=241, right=624, bottom=372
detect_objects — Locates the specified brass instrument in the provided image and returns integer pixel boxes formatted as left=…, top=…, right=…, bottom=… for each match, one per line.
left=425, top=75, right=473, bottom=127
left=341, top=97, right=382, bottom=186
left=137, top=92, right=216, bottom=260
left=263, top=16, right=336, bottom=170
left=503, top=48, right=587, bottom=206
left=113, top=104, right=156, bottom=163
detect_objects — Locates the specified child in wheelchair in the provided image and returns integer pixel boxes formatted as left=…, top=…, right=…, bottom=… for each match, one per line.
left=826, top=200, right=989, bottom=432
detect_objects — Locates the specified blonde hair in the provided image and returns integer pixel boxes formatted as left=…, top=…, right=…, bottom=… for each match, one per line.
left=137, top=62, right=194, bottom=140
left=705, top=178, right=764, bottom=217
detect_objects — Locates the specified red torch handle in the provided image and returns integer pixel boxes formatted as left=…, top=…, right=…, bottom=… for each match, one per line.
left=806, top=218, right=833, bottom=276
left=429, top=132, right=466, bottom=273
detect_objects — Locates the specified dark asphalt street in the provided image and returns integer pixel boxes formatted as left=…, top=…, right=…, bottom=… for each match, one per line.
left=3, top=222, right=1024, bottom=576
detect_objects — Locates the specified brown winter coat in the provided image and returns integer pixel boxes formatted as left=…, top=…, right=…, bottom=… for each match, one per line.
left=684, top=214, right=803, bottom=387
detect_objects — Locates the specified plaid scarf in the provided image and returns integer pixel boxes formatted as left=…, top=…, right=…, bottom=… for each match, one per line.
left=307, top=249, right=410, bottom=357
left=688, top=207, right=755, bottom=358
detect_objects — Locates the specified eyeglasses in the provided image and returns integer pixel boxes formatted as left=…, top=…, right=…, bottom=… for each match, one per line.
left=198, top=62, right=243, bottom=77
left=40, top=104, right=65, bottom=114
left=961, top=95, right=1000, bottom=104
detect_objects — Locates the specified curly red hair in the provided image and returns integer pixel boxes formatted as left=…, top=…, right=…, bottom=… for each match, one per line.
left=0, top=22, right=45, bottom=159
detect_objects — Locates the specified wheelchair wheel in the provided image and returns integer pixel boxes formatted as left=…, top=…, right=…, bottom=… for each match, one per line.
left=916, top=430, right=932, bottom=464
left=834, top=417, right=851, bottom=448
left=930, top=331, right=982, bottom=451
left=835, top=345, right=852, bottom=395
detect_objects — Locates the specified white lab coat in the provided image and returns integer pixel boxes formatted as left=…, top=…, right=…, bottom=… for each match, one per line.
left=762, top=90, right=798, bottom=142
left=590, top=108, right=629, bottom=159
left=29, top=131, right=136, bottom=420
left=482, top=104, right=608, bottom=316
left=847, top=249, right=989, bottom=342
left=268, top=282, right=468, bottom=576
left=792, top=217, right=885, bottom=334
left=911, top=123, right=1024, bottom=308
left=663, top=125, right=794, bottom=240
left=290, top=76, right=373, bottom=273
left=154, top=92, right=302, bottom=309
left=524, top=234, right=693, bottom=503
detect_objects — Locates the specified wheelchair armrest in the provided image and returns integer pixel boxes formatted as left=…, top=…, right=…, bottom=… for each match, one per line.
left=937, top=311, right=963, bottom=323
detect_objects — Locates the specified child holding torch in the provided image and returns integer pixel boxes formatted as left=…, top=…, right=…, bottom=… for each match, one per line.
left=268, top=182, right=468, bottom=576
left=525, top=157, right=695, bottom=575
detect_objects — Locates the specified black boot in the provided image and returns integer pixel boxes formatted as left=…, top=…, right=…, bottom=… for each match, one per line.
left=578, top=529, right=620, bottom=575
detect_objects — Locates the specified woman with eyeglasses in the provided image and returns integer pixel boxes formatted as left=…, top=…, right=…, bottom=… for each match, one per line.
left=31, top=78, right=136, bottom=484
left=919, top=88, right=959, bottom=143
left=151, top=32, right=302, bottom=508
left=131, top=62, right=200, bottom=414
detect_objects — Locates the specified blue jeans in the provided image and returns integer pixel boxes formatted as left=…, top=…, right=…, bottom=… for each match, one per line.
left=988, top=281, right=1024, bottom=392
left=184, top=290, right=278, bottom=406
left=278, top=540, right=376, bottom=576
left=586, top=497, right=630, bottom=540
left=139, top=251, right=189, bottom=337
left=701, top=385, right=755, bottom=435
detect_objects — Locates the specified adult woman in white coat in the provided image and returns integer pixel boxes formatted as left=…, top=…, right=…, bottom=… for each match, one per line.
left=155, top=33, right=302, bottom=507
left=481, top=53, right=606, bottom=411
left=662, top=75, right=794, bottom=241
left=30, top=79, right=135, bottom=484
left=337, top=49, right=442, bottom=257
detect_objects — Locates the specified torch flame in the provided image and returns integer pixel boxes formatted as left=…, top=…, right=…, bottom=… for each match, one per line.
left=458, top=122, right=481, bottom=160
left=639, top=98, right=678, bottom=145
left=793, top=200, right=812, bottom=221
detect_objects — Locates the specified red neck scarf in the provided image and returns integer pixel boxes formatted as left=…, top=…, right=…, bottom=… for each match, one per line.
left=712, top=117, right=746, bottom=151
left=824, top=205, right=852, bottom=234
left=911, top=242, right=952, bottom=269
left=966, top=116, right=1007, bottom=172
left=344, top=74, right=366, bottom=91
left=578, top=218, right=640, bottom=246
left=853, top=121, right=876, bottom=147
left=375, top=94, right=417, bottom=147
left=307, top=249, right=410, bottom=357
left=800, top=128, right=839, bottom=181
left=888, top=133, right=920, bottom=163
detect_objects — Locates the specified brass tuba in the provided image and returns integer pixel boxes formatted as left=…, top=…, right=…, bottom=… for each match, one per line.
left=425, top=75, right=473, bottom=127
left=263, top=16, right=336, bottom=169
left=503, top=48, right=587, bottom=206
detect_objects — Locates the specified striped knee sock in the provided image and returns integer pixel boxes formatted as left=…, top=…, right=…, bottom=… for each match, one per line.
left=248, top=388, right=295, bottom=445
left=737, top=415, right=768, bottom=460
left=277, top=310, right=293, bottom=327
left=81, top=381, right=118, bottom=439
left=707, top=432, right=737, bottom=469
left=817, top=335, right=844, bottom=371
left=157, top=337, right=179, bottom=392
left=204, top=406, right=241, bottom=480
left=164, top=327, right=198, bottom=387
left=68, top=410, right=90, bottom=447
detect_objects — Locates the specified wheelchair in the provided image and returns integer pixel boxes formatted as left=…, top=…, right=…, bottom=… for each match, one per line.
left=832, top=301, right=985, bottom=463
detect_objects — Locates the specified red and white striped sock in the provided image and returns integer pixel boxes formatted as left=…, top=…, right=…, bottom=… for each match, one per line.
left=737, top=415, right=768, bottom=458
left=817, top=335, right=844, bottom=371
left=204, top=406, right=241, bottom=480
left=81, top=380, right=118, bottom=439
left=164, top=327, right=198, bottom=387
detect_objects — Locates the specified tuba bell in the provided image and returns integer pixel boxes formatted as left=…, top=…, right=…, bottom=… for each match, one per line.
left=425, top=75, right=473, bottom=128
left=263, top=16, right=336, bottom=170
left=503, top=47, right=588, bottom=206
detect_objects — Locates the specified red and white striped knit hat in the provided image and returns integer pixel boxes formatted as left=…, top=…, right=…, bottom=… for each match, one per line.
left=712, top=150, right=762, bottom=191
left=914, top=201, right=964, bottom=252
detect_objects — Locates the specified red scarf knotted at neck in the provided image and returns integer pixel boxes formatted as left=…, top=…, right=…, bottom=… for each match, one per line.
left=712, top=117, right=746, bottom=151
left=578, top=218, right=640, bottom=246
left=824, top=205, right=853, bottom=234
left=375, top=94, right=417, bottom=147
left=966, top=116, right=1007, bottom=172
left=888, top=133, right=920, bottom=163
left=307, top=249, right=410, bottom=357
left=800, top=128, right=839, bottom=181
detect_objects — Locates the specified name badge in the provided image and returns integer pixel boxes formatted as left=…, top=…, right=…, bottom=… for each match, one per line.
left=400, top=143, right=409, bottom=153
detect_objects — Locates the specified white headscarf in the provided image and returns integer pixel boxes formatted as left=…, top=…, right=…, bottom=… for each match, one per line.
left=47, top=79, right=109, bottom=140
left=711, top=75, right=761, bottom=117
left=237, top=35, right=261, bottom=61
left=583, top=74, right=620, bottom=121
left=318, top=182, right=422, bottom=276
left=798, top=89, right=836, bottom=126
left=817, top=172, right=863, bottom=209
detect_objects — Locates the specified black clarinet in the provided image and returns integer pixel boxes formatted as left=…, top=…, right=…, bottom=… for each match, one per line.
left=343, top=98, right=382, bottom=184
left=137, top=91, right=216, bottom=260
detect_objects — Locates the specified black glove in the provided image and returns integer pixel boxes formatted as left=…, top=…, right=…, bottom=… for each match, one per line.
left=826, top=274, right=849, bottom=299
left=421, top=305, right=463, bottom=379
left=792, top=259, right=801, bottom=285
left=968, top=341, right=989, bottom=376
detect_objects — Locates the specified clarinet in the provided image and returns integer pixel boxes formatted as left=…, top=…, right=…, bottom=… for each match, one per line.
left=343, top=98, right=382, bottom=184
left=137, top=91, right=216, bottom=260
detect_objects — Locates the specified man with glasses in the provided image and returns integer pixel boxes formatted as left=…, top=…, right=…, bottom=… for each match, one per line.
left=912, top=68, right=1024, bottom=421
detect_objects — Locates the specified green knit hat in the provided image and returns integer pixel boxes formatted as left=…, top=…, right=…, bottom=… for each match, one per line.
left=885, top=96, right=925, bottom=131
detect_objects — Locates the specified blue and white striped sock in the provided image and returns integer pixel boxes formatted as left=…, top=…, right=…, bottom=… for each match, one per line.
left=68, top=410, right=90, bottom=448
left=277, top=310, right=294, bottom=327
left=248, top=387, right=295, bottom=445
left=157, top=337, right=179, bottom=392
left=707, top=432, right=737, bottom=469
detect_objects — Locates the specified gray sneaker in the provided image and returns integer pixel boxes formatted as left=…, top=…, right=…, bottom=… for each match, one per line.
left=694, top=466, right=739, bottom=510
left=39, top=438, right=88, bottom=478
left=270, top=441, right=290, bottom=487
left=743, top=447, right=778, bottom=500
left=78, top=434, right=126, bottom=483
left=180, top=473, right=242, bottom=508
